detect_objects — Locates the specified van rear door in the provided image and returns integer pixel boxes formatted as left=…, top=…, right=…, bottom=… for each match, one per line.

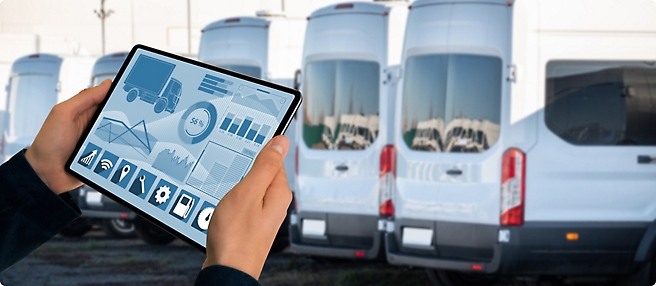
left=396, top=2, right=510, bottom=260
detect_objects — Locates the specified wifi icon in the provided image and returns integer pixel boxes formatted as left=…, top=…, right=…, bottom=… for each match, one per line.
left=94, top=151, right=119, bottom=179
left=100, top=159, right=113, bottom=170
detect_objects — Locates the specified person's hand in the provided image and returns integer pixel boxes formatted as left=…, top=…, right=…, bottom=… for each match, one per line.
left=25, top=79, right=111, bottom=195
left=203, top=135, right=292, bottom=280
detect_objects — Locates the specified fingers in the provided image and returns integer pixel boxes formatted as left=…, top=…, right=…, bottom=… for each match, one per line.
left=262, top=166, right=292, bottom=213
left=63, top=79, right=111, bottom=113
left=237, top=136, right=290, bottom=199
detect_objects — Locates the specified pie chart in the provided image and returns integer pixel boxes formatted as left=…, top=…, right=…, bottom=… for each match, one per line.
left=178, top=101, right=218, bottom=144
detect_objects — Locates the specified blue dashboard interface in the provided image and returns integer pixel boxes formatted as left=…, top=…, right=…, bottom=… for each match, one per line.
left=70, top=48, right=296, bottom=247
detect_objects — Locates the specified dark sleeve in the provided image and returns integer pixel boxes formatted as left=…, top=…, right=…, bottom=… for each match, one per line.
left=0, top=150, right=81, bottom=272
left=194, top=265, right=260, bottom=286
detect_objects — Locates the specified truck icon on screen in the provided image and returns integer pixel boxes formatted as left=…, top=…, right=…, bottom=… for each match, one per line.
left=123, top=54, right=182, bottom=114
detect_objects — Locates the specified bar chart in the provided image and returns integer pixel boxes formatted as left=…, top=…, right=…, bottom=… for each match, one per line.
left=219, top=113, right=272, bottom=144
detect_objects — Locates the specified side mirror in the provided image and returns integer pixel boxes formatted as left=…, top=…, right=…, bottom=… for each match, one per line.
left=294, top=69, right=302, bottom=91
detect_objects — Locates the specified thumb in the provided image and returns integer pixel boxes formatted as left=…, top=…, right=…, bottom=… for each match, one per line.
left=235, top=136, right=289, bottom=200
left=64, top=79, right=111, bottom=113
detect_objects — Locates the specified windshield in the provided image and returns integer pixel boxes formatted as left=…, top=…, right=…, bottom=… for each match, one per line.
left=7, top=73, right=58, bottom=138
left=546, top=61, right=656, bottom=146
left=303, top=60, right=380, bottom=150
left=401, top=54, right=502, bottom=153
left=220, top=65, right=261, bottom=79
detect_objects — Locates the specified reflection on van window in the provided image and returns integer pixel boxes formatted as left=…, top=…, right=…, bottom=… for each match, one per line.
left=546, top=61, right=656, bottom=146
left=303, top=60, right=380, bottom=150
left=401, top=54, right=502, bottom=153
left=220, top=65, right=261, bottom=79
left=93, top=73, right=116, bottom=86
left=7, top=74, right=57, bottom=138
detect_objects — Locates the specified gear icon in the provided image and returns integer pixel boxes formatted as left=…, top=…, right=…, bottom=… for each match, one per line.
left=154, top=185, right=171, bottom=204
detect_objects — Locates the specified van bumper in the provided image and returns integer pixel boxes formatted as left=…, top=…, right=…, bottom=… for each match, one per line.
left=289, top=211, right=383, bottom=259
left=385, top=219, right=652, bottom=275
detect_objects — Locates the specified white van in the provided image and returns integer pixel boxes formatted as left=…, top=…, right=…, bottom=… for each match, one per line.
left=2, top=53, right=94, bottom=161
left=291, top=1, right=407, bottom=259
left=198, top=13, right=305, bottom=251
left=383, top=0, right=656, bottom=284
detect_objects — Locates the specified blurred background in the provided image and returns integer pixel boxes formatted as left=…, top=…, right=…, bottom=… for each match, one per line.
left=1, top=0, right=655, bottom=285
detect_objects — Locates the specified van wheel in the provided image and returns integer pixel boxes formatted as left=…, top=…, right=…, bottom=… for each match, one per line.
left=153, top=97, right=168, bottom=113
left=126, top=89, right=138, bottom=102
left=425, top=269, right=501, bottom=286
left=101, top=219, right=136, bottom=238
left=134, top=217, right=175, bottom=245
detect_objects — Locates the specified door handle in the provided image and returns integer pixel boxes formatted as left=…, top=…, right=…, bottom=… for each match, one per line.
left=446, top=169, right=462, bottom=176
left=336, top=165, right=348, bottom=171
left=638, top=155, right=655, bottom=164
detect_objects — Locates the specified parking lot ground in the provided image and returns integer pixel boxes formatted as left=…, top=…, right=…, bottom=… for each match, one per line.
left=0, top=230, right=431, bottom=286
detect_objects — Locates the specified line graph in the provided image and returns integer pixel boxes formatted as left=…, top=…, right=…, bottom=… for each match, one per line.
left=231, top=85, right=286, bottom=117
left=94, top=117, right=158, bottom=155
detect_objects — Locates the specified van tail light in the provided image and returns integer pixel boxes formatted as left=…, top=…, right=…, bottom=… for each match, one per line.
left=295, top=146, right=299, bottom=175
left=379, top=145, right=396, bottom=217
left=500, top=148, right=525, bottom=226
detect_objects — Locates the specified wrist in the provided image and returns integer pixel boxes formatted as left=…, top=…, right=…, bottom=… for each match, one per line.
left=24, top=148, right=65, bottom=195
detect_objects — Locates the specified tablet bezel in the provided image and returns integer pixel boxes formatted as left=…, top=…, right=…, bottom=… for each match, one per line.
left=65, top=44, right=302, bottom=252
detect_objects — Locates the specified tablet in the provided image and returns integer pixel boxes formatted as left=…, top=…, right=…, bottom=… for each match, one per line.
left=67, top=45, right=301, bottom=250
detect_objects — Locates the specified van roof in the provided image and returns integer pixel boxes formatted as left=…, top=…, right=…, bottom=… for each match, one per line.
left=14, top=53, right=61, bottom=63
left=202, top=16, right=270, bottom=32
left=410, top=0, right=508, bottom=9
left=96, top=52, right=128, bottom=62
left=310, top=2, right=391, bottom=19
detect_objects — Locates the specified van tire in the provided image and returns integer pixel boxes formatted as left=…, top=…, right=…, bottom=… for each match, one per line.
left=425, top=269, right=501, bottom=286
left=153, top=97, right=168, bottom=113
left=101, top=219, right=136, bottom=239
left=126, top=89, right=138, bottom=102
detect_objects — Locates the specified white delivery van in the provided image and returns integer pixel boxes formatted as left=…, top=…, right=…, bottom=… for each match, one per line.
left=291, top=1, right=407, bottom=260
left=2, top=53, right=94, bottom=161
left=198, top=13, right=306, bottom=252
left=382, top=0, right=656, bottom=284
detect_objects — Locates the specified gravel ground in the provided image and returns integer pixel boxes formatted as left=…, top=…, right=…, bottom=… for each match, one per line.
left=0, top=230, right=431, bottom=286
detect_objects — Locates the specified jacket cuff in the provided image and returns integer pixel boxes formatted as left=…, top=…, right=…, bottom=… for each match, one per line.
left=194, top=265, right=260, bottom=286
left=1, top=150, right=81, bottom=230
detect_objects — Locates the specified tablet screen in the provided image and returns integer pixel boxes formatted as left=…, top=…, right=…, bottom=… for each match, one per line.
left=69, top=46, right=299, bottom=248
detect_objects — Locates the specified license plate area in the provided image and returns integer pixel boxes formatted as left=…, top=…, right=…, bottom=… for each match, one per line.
left=402, top=227, right=433, bottom=248
left=302, top=219, right=326, bottom=238
left=86, top=190, right=103, bottom=206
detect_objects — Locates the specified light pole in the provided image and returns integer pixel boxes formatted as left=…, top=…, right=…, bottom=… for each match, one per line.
left=187, top=0, right=191, bottom=55
left=95, top=0, right=114, bottom=55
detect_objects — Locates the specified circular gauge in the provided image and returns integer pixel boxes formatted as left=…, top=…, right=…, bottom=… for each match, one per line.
left=178, top=101, right=217, bottom=144
left=197, top=207, right=214, bottom=230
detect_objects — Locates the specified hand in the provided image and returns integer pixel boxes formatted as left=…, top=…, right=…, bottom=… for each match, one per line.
left=203, top=135, right=292, bottom=280
left=25, top=79, right=111, bottom=195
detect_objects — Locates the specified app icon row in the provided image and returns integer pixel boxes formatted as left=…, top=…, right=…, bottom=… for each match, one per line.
left=78, top=142, right=216, bottom=233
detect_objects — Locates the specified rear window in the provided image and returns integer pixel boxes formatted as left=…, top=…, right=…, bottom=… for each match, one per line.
left=220, top=65, right=261, bottom=79
left=302, top=60, right=380, bottom=150
left=7, top=73, right=57, bottom=138
left=401, top=54, right=502, bottom=152
left=92, top=73, right=116, bottom=86
left=546, top=61, right=656, bottom=146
